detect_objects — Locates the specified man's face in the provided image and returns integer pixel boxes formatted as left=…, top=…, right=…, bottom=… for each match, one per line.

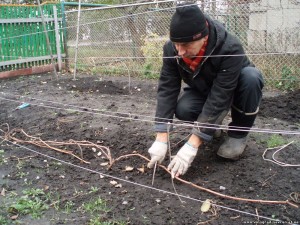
left=173, top=35, right=208, bottom=58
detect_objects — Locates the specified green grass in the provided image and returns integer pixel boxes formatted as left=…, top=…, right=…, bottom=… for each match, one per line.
left=0, top=215, right=9, bottom=225
left=64, top=201, right=75, bottom=214
left=68, top=50, right=300, bottom=91
left=8, top=189, right=49, bottom=219
left=68, top=44, right=133, bottom=58
left=82, top=197, right=110, bottom=214
left=0, top=149, right=7, bottom=165
left=88, top=216, right=127, bottom=225
left=1, top=186, right=126, bottom=224
left=0, top=143, right=127, bottom=224
left=266, top=134, right=287, bottom=148
left=67, top=44, right=160, bottom=78
left=250, top=55, right=300, bottom=90
left=89, top=186, right=99, bottom=193
left=81, top=197, right=127, bottom=225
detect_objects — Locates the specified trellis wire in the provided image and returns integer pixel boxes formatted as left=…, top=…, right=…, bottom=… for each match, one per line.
left=1, top=92, right=300, bottom=136
left=64, top=0, right=300, bottom=87
left=0, top=138, right=291, bottom=223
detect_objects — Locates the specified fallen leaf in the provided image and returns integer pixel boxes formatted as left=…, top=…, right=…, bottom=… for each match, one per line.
left=110, top=180, right=118, bottom=186
left=1, top=188, right=6, bottom=196
left=100, top=162, right=109, bottom=166
left=115, top=184, right=122, bottom=188
left=137, top=165, right=145, bottom=173
left=92, top=147, right=97, bottom=152
left=43, top=185, right=49, bottom=191
left=124, top=166, right=134, bottom=172
left=200, top=199, right=211, bottom=213
left=10, top=215, right=18, bottom=220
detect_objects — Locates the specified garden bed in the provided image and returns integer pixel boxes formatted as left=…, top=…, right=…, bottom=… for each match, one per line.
left=0, top=73, right=299, bottom=225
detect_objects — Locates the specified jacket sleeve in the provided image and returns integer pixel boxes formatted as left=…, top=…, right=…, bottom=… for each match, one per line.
left=154, top=42, right=182, bottom=132
left=192, top=36, right=245, bottom=141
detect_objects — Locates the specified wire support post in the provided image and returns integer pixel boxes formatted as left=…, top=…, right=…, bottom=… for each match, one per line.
left=73, top=0, right=82, bottom=80
left=36, top=0, right=59, bottom=78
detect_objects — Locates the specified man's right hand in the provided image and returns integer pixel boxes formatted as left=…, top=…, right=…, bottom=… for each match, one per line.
left=147, top=141, right=168, bottom=168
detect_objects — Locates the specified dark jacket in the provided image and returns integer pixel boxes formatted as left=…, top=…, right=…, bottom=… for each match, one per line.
left=154, top=16, right=254, bottom=142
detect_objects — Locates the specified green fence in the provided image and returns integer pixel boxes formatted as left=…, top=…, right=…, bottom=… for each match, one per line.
left=0, top=2, right=66, bottom=72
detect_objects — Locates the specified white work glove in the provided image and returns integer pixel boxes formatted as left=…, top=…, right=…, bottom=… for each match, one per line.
left=167, top=143, right=198, bottom=177
left=147, top=141, right=168, bottom=168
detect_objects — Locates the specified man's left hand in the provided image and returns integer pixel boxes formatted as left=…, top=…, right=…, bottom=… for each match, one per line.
left=167, top=142, right=198, bottom=177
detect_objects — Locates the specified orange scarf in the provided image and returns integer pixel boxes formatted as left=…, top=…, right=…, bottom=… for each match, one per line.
left=182, top=40, right=208, bottom=71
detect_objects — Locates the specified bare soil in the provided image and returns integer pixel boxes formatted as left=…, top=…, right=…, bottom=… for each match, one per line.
left=0, top=73, right=299, bottom=225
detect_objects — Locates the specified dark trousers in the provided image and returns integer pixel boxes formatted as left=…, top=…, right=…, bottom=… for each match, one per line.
left=175, top=67, right=264, bottom=138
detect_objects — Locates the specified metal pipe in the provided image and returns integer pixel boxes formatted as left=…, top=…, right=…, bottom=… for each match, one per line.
left=62, top=2, right=108, bottom=7
left=73, top=0, right=82, bottom=80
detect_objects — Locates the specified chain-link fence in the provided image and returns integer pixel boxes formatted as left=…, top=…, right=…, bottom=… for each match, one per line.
left=65, top=0, right=300, bottom=90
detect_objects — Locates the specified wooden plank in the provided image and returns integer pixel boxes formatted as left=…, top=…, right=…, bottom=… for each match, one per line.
left=0, top=63, right=65, bottom=79
left=0, top=54, right=66, bottom=67
left=0, top=18, right=62, bottom=23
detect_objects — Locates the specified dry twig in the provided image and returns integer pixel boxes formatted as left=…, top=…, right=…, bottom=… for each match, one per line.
left=0, top=126, right=113, bottom=165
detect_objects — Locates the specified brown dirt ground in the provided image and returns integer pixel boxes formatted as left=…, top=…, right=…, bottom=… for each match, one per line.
left=0, top=73, right=299, bottom=225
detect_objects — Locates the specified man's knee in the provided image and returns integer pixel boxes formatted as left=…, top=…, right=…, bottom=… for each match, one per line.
left=175, top=102, right=198, bottom=121
left=233, top=67, right=264, bottom=113
left=240, top=67, right=264, bottom=90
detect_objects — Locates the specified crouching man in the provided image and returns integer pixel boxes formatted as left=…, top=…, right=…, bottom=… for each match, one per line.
left=147, top=4, right=264, bottom=177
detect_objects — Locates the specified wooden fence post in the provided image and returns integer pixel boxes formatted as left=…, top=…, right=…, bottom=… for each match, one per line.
left=53, top=5, right=62, bottom=72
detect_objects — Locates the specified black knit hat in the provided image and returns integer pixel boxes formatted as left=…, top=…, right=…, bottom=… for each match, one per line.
left=170, top=4, right=208, bottom=42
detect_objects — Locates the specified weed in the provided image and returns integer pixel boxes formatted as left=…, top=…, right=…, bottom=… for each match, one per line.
left=89, top=186, right=99, bottom=194
left=16, top=171, right=27, bottom=179
left=23, top=178, right=32, bottom=186
left=74, top=187, right=84, bottom=196
left=7, top=188, right=49, bottom=219
left=64, top=201, right=75, bottom=214
left=0, top=215, right=9, bottom=225
left=46, top=192, right=61, bottom=210
left=23, top=188, right=45, bottom=198
left=141, top=215, right=150, bottom=223
left=140, top=33, right=167, bottom=79
left=9, top=191, right=18, bottom=198
left=267, top=134, right=287, bottom=148
left=88, top=217, right=101, bottom=225
left=16, top=161, right=24, bottom=170
left=0, top=150, right=7, bottom=165
left=8, top=195, right=48, bottom=219
left=88, top=216, right=127, bottom=225
left=50, top=161, right=63, bottom=170
left=82, top=197, right=110, bottom=214
left=51, top=161, right=62, bottom=166
left=275, top=65, right=299, bottom=91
